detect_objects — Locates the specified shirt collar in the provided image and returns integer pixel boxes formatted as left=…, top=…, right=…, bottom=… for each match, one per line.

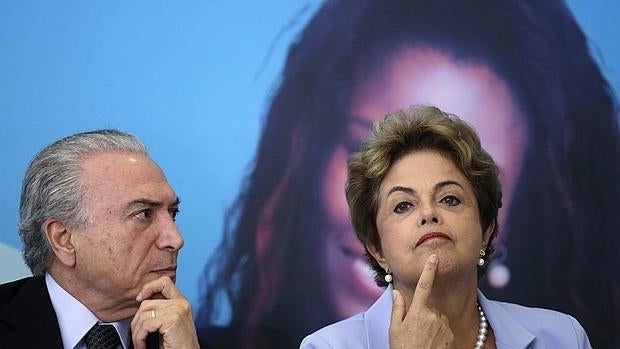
left=364, top=284, right=392, bottom=349
left=45, top=273, right=132, bottom=349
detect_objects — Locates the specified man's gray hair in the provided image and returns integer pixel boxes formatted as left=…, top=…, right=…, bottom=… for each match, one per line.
left=19, top=129, right=148, bottom=275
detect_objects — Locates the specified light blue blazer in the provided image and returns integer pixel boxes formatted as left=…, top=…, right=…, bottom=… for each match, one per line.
left=300, top=285, right=592, bottom=349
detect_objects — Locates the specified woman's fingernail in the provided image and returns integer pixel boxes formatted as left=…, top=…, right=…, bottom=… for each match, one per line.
left=429, top=254, right=438, bottom=264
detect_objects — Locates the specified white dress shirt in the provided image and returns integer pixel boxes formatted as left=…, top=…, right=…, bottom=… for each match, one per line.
left=46, top=273, right=132, bottom=349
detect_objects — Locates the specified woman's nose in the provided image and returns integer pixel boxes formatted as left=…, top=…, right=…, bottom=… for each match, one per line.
left=419, top=216, right=440, bottom=225
left=417, top=203, right=440, bottom=226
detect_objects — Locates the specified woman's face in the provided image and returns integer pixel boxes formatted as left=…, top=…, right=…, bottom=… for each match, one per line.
left=322, top=46, right=526, bottom=318
left=372, top=150, right=490, bottom=294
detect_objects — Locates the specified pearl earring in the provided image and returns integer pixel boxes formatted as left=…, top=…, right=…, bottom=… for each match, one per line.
left=478, top=249, right=486, bottom=267
left=384, top=269, right=393, bottom=283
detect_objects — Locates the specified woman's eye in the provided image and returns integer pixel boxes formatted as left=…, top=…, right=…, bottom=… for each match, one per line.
left=440, top=195, right=461, bottom=206
left=394, top=201, right=412, bottom=213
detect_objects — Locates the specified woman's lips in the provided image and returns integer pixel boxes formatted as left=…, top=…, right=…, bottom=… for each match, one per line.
left=415, top=232, right=451, bottom=247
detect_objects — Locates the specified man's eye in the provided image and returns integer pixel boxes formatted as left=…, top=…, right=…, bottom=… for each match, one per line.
left=440, top=195, right=461, bottom=206
left=135, top=209, right=152, bottom=220
left=394, top=201, right=412, bottom=213
left=169, top=208, right=180, bottom=221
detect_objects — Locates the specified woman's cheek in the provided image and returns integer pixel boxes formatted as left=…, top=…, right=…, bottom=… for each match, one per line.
left=322, top=146, right=350, bottom=223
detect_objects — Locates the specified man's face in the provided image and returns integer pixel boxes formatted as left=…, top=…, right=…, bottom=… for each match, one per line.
left=68, top=152, right=183, bottom=317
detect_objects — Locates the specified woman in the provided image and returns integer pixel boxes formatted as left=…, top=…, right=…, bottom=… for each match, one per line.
left=197, top=1, right=620, bottom=348
left=301, top=106, right=592, bottom=348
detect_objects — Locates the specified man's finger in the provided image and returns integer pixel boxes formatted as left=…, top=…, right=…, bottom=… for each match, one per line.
left=131, top=304, right=158, bottom=349
left=411, top=254, right=438, bottom=309
left=136, top=276, right=182, bottom=301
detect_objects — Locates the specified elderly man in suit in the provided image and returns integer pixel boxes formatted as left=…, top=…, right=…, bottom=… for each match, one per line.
left=0, top=129, right=200, bottom=349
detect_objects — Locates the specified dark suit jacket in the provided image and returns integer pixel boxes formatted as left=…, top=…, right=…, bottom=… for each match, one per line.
left=0, top=276, right=159, bottom=349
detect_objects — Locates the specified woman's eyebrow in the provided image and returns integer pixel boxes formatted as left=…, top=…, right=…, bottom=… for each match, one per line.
left=387, top=186, right=416, bottom=198
left=386, top=181, right=465, bottom=198
left=434, top=180, right=465, bottom=192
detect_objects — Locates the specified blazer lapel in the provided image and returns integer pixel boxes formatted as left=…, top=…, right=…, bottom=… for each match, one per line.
left=477, top=290, right=535, bottom=348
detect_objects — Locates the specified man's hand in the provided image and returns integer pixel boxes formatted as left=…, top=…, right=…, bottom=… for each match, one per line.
left=131, top=276, right=200, bottom=349
left=389, top=254, right=454, bottom=349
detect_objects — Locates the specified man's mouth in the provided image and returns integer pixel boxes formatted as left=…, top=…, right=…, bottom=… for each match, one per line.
left=152, top=266, right=177, bottom=278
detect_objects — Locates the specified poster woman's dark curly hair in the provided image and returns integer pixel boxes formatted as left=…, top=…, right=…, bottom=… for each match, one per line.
left=197, top=1, right=620, bottom=348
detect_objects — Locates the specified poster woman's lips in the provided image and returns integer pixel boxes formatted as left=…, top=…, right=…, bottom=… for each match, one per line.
left=339, top=244, right=381, bottom=295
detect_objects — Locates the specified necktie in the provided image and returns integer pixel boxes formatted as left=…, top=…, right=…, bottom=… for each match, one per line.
left=84, top=324, right=121, bottom=349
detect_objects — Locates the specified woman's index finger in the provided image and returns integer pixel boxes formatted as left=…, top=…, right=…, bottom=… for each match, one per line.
left=411, top=254, right=438, bottom=309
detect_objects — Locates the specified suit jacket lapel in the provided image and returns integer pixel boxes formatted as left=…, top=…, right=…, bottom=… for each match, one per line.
left=1, top=277, right=164, bottom=349
left=0, top=276, right=64, bottom=348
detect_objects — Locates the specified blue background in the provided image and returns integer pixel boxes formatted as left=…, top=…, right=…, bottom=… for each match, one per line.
left=1, top=0, right=618, bottom=310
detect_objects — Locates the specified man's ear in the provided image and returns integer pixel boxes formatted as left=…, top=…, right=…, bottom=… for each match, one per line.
left=366, top=242, right=388, bottom=271
left=43, top=218, right=76, bottom=268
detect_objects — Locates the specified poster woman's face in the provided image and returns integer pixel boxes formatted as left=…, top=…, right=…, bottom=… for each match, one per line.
left=322, top=46, right=527, bottom=318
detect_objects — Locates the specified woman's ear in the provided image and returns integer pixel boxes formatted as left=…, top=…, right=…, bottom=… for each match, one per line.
left=482, top=220, right=496, bottom=249
left=366, top=242, right=388, bottom=271
left=43, top=218, right=77, bottom=268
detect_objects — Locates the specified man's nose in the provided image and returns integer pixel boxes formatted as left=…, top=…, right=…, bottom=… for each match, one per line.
left=157, top=214, right=184, bottom=252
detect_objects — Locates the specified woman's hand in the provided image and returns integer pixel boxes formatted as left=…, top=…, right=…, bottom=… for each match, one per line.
left=389, top=254, right=455, bottom=349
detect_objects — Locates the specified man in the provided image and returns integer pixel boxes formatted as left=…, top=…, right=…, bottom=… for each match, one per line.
left=0, top=129, right=200, bottom=349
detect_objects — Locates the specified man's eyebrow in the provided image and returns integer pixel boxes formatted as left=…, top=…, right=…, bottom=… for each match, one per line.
left=124, top=197, right=181, bottom=210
